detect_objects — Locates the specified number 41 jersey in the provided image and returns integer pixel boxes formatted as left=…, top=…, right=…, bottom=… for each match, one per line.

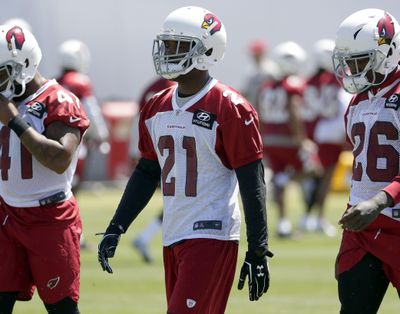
left=139, top=78, right=263, bottom=246
left=0, top=80, right=89, bottom=207
left=346, top=71, right=400, bottom=221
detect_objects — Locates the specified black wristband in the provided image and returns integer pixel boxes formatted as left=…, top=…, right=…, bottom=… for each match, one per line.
left=105, top=223, right=125, bottom=235
left=8, top=115, right=30, bottom=137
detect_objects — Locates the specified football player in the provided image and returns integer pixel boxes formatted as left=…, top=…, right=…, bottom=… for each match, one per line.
left=57, top=39, right=109, bottom=195
left=98, top=6, right=272, bottom=312
left=0, top=25, right=88, bottom=314
left=299, top=39, right=349, bottom=236
left=241, top=39, right=278, bottom=109
left=258, top=41, right=320, bottom=237
left=333, top=8, right=400, bottom=313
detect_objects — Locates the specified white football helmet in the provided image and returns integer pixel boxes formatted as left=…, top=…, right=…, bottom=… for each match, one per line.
left=152, top=6, right=227, bottom=79
left=0, top=24, right=42, bottom=99
left=333, top=9, right=400, bottom=94
left=58, top=40, right=91, bottom=74
left=270, top=41, right=306, bottom=78
left=312, top=39, right=335, bottom=72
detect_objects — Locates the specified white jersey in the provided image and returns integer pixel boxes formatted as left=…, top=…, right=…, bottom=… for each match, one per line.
left=139, top=79, right=263, bottom=246
left=346, top=72, right=400, bottom=221
left=0, top=80, right=89, bottom=207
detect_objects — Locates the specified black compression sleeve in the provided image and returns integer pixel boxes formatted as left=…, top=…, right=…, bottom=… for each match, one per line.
left=235, top=159, right=269, bottom=255
left=106, top=158, right=161, bottom=234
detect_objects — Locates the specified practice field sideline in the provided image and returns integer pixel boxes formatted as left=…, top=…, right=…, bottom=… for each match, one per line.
left=13, top=184, right=399, bottom=314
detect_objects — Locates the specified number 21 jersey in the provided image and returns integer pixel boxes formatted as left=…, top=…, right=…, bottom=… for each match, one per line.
left=139, top=78, right=263, bottom=246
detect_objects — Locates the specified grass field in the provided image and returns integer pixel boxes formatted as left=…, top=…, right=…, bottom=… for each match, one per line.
left=12, top=182, right=399, bottom=313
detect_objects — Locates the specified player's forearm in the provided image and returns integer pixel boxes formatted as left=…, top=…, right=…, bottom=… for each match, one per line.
left=381, top=175, right=400, bottom=207
left=19, top=128, right=74, bottom=174
left=235, top=159, right=269, bottom=254
left=287, top=102, right=306, bottom=145
left=106, top=158, right=161, bottom=234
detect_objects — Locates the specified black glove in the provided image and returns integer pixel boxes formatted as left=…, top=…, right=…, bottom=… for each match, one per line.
left=98, top=223, right=125, bottom=273
left=98, top=233, right=121, bottom=274
left=238, top=250, right=273, bottom=301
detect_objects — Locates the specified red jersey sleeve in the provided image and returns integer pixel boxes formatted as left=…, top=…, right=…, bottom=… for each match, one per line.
left=217, top=96, right=263, bottom=169
left=138, top=100, right=158, bottom=161
left=44, top=86, right=90, bottom=138
left=58, top=72, right=93, bottom=99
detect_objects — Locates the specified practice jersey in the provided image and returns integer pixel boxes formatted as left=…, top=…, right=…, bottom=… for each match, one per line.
left=139, top=78, right=263, bottom=246
left=305, top=70, right=348, bottom=144
left=258, top=75, right=306, bottom=147
left=345, top=70, right=400, bottom=221
left=304, top=70, right=338, bottom=139
left=0, top=80, right=89, bottom=207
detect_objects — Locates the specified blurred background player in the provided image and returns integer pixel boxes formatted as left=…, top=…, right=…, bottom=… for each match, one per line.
left=258, top=41, right=321, bottom=237
left=128, top=76, right=175, bottom=263
left=241, top=39, right=278, bottom=108
left=299, top=39, right=350, bottom=236
left=58, top=39, right=109, bottom=249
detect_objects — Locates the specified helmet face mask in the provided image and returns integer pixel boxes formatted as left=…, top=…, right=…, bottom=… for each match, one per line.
left=333, top=50, right=386, bottom=93
left=153, top=34, right=207, bottom=79
left=0, top=63, right=14, bottom=92
left=152, top=6, right=227, bottom=80
left=333, top=9, right=400, bottom=94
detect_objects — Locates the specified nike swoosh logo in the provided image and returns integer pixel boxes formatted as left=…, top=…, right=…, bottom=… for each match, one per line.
left=245, top=117, right=254, bottom=125
left=70, top=116, right=81, bottom=123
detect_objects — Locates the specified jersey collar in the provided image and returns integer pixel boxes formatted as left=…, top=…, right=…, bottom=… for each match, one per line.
left=171, top=78, right=218, bottom=112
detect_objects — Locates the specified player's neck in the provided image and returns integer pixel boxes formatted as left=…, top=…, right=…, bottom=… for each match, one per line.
left=176, top=70, right=211, bottom=97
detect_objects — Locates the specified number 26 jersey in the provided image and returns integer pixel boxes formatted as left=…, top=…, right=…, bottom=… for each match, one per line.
left=346, top=71, right=400, bottom=221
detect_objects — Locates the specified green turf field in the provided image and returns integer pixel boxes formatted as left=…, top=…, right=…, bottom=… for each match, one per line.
left=13, top=183, right=399, bottom=313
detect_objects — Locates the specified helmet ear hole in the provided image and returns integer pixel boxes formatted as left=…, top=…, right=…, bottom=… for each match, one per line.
left=205, top=48, right=213, bottom=56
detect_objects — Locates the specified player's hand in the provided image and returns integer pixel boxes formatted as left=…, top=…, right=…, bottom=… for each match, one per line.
left=339, top=201, right=380, bottom=232
left=298, top=139, right=323, bottom=175
left=339, top=191, right=392, bottom=232
left=98, top=234, right=120, bottom=274
left=238, top=250, right=273, bottom=301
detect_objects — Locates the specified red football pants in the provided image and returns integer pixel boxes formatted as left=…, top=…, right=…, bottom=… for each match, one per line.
left=164, top=238, right=238, bottom=314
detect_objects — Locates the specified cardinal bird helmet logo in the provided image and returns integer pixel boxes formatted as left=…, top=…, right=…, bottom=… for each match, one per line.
left=201, top=13, right=222, bottom=35
left=377, top=12, right=395, bottom=46
left=6, top=26, right=26, bottom=51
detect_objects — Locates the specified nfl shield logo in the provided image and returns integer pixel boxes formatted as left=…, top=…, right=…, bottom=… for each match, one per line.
left=186, top=298, right=196, bottom=308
